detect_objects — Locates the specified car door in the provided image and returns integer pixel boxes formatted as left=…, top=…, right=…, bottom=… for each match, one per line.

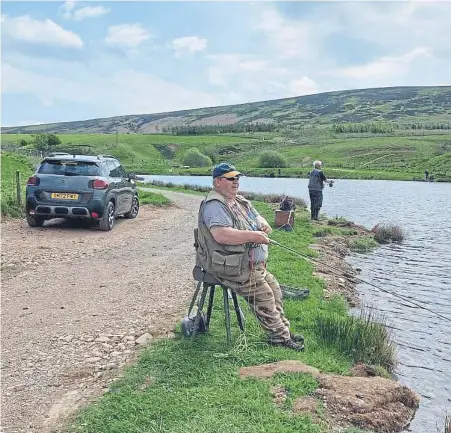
left=107, top=160, right=126, bottom=213
left=117, top=163, right=133, bottom=213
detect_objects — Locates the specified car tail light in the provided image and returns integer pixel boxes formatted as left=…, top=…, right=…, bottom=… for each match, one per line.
left=91, top=179, right=109, bottom=189
left=91, top=211, right=99, bottom=218
left=27, top=176, right=40, bottom=186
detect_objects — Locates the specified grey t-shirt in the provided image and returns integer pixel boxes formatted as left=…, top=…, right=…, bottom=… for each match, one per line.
left=202, top=200, right=268, bottom=264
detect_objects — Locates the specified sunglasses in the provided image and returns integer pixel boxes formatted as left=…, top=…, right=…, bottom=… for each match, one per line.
left=222, top=176, right=240, bottom=182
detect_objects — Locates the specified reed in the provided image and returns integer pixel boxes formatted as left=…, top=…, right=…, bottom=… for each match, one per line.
left=313, top=306, right=398, bottom=372
left=373, top=223, right=405, bottom=244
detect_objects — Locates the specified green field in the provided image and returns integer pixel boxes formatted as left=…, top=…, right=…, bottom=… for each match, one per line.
left=1, top=153, right=34, bottom=217
left=3, top=131, right=450, bottom=181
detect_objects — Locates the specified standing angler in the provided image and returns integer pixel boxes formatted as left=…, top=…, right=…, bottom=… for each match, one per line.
left=308, top=160, right=331, bottom=220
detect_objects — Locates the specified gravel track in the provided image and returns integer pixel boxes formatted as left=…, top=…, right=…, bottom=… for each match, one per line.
left=1, top=189, right=204, bottom=433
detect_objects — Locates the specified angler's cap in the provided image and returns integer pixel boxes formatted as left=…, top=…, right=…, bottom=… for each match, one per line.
left=212, top=162, right=242, bottom=179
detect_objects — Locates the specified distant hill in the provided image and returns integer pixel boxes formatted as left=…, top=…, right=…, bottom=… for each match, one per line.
left=2, top=86, right=451, bottom=135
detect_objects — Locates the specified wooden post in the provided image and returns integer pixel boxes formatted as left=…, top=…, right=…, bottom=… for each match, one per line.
left=15, top=170, right=22, bottom=207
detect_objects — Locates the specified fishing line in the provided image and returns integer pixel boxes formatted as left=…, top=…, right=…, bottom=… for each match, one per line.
left=269, top=239, right=451, bottom=323
left=331, top=154, right=398, bottom=183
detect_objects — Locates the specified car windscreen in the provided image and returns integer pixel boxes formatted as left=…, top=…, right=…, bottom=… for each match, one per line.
left=38, top=160, right=101, bottom=176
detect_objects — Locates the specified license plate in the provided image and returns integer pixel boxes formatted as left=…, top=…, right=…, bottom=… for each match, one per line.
left=51, top=193, right=79, bottom=200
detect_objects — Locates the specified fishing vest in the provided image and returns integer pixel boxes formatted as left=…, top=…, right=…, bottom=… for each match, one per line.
left=195, top=190, right=254, bottom=286
left=308, top=169, right=324, bottom=191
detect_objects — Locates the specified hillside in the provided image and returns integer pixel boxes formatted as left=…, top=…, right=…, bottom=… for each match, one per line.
left=2, top=86, right=451, bottom=135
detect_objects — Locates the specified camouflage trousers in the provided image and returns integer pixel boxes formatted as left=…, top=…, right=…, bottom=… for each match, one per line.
left=233, top=263, right=291, bottom=343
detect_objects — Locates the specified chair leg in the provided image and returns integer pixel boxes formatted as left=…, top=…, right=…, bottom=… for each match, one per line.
left=191, top=283, right=209, bottom=340
left=205, top=285, right=215, bottom=331
left=187, top=279, right=203, bottom=317
left=222, top=287, right=232, bottom=344
left=231, top=291, right=245, bottom=332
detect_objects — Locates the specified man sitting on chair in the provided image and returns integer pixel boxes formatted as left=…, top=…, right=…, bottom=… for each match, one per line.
left=195, top=162, right=304, bottom=351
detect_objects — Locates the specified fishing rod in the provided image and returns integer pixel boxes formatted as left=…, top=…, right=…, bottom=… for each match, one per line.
left=329, top=154, right=398, bottom=185
left=269, top=238, right=451, bottom=323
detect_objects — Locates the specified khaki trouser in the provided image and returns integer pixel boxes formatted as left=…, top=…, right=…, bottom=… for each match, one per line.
left=233, top=263, right=291, bottom=343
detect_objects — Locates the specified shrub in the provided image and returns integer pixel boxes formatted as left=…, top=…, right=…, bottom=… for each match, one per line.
left=202, top=146, right=217, bottom=164
left=257, top=151, right=287, bottom=168
left=182, top=148, right=212, bottom=168
left=313, top=307, right=398, bottom=372
left=347, top=236, right=379, bottom=252
left=373, top=223, right=405, bottom=244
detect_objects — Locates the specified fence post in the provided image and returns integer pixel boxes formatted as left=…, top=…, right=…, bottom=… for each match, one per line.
left=15, top=171, right=22, bottom=207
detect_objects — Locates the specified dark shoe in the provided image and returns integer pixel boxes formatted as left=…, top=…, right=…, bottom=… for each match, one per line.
left=269, top=338, right=305, bottom=352
left=290, top=333, right=305, bottom=344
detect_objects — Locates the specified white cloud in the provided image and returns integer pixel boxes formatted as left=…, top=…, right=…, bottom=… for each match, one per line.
left=1, top=14, right=83, bottom=49
left=328, top=2, right=451, bottom=51
left=60, top=2, right=109, bottom=21
left=171, top=36, right=207, bottom=56
left=206, top=54, right=288, bottom=89
left=1, top=60, right=221, bottom=116
left=60, top=1, right=75, bottom=19
left=73, top=6, right=109, bottom=21
left=289, top=77, right=319, bottom=96
left=207, top=67, right=227, bottom=87
left=105, top=24, right=151, bottom=49
left=331, top=47, right=432, bottom=79
left=2, top=120, right=45, bottom=127
left=253, top=7, right=314, bottom=59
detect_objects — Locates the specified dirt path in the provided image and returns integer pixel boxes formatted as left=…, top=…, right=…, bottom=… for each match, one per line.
left=1, top=189, right=204, bottom=433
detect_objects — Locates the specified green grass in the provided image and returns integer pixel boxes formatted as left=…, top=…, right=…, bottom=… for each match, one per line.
left=66, top=202, right=392, bottom=433
left=1, top=152, right=34, bottom=217
left=313, top=308, right=397, bottom=373
left=347, top=237, right=379, bottom=252
left=138, top=190, right=172, bottom=206
left=2, top=131, right=451, bottom=181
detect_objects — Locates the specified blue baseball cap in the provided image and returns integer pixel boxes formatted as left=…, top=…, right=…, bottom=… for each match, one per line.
left=212, top=162, right=242, bottom=179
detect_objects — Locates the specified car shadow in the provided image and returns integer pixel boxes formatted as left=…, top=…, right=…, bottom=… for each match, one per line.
left=37, top=218, right=126, bottom=232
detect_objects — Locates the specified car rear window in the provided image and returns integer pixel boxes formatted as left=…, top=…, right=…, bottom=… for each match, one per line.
left=38, top=160, right=101, bottom=176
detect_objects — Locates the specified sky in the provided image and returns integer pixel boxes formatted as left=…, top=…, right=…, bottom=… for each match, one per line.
left=1, top=0, right=451, bottom=126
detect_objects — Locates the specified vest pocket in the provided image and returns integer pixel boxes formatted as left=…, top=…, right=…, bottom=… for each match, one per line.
left=211, top=251, right=242, bottom=277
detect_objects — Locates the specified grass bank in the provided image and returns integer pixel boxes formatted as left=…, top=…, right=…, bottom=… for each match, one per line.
left=2, top=132, right=450, bottom=181
left=1, top=152, right=34, bottom=217
left=66, top=199, right=395, bottom=433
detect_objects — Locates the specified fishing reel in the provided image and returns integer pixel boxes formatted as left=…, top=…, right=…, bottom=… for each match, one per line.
left=329, top=180, right=335, bottom=187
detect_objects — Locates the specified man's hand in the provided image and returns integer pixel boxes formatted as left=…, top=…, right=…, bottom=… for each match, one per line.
left=253, top=231, right=270, bottom=244
left=257, top=216, right=273, bottom=234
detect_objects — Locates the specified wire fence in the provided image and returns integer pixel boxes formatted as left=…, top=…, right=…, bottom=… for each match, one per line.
left=1, top=170, right=26, bottom=217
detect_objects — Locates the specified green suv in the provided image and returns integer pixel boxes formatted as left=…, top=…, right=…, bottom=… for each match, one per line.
left=25, top=154, right=139, bottom=231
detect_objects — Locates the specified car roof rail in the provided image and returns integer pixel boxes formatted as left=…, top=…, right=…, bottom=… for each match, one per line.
left=49, top=152, right=71, bottom=157
left=97, top=154, right=116, bottom=160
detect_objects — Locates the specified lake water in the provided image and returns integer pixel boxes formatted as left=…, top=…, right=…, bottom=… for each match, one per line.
left=141, top=175, right=451, bottom=433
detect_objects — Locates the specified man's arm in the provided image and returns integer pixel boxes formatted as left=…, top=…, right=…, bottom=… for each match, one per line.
left=249, top=203, right=272, bottom=234
left=210, top=226, right=270, bottom=245
left=256, top=215, right=272, bottom=234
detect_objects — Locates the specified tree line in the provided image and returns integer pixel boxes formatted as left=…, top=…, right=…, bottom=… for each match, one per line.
left=332, top=122, right=451, bottom=134
left=162, top=122, right=277, bottom=136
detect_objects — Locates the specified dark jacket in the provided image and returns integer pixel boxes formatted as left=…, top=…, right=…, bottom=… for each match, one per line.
left=308, top=169, right=327, bottom=191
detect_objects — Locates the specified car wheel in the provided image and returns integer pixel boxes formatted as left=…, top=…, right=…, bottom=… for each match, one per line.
left=99, top=201, right=115, bottom=231
left=124, top=196, right=139, bottom=219
left=26, top=213, right=45, bottom=227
